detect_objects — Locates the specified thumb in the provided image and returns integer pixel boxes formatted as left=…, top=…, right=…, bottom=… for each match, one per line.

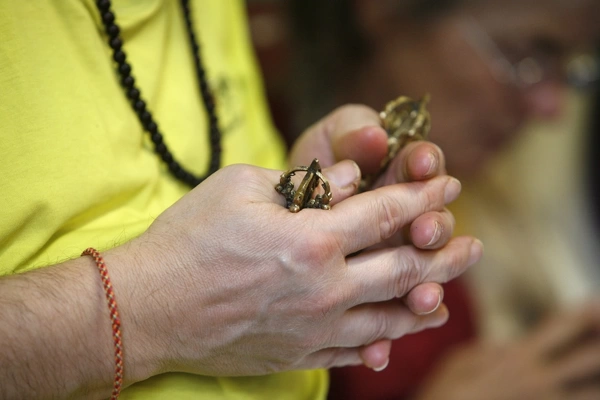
left=328, top=105, right=388, bottom=175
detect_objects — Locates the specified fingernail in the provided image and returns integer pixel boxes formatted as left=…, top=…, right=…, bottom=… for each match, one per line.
left=444, top=178, right=461, bottom=204
left=418, top=290, right=443, bottom=315
left=425, top=220, right=443, bottom=247
left=468, top=239, right=484, bottom=266
left=373, top=358, right=389, bottom=372
left=425, top=152, right=438, bottom=176
left=327, top=160, right=360, bottom=189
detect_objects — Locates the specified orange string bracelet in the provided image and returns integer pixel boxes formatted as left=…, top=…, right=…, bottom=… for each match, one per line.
left=82, top=247, right=124, bottom=400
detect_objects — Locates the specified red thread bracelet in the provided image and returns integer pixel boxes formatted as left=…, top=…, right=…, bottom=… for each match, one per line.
left=82, top=248, right=124, bottom=400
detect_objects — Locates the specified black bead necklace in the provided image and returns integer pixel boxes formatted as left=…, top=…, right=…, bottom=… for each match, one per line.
left=95, top=0, right=221, bottom=187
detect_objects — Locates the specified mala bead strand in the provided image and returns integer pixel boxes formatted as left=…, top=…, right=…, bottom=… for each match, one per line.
left=181, top=0, right=222, bottom=176
left=95, top=0, right=222, bottom=187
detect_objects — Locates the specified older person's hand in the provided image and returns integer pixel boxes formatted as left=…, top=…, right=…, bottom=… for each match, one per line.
left=111, top=156, right=480, bottom=380
left=289, top=104, right=476, bottom=369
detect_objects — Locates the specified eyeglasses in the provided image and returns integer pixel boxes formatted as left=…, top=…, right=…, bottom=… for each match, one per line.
left=460, top=16, right=599, bottom=90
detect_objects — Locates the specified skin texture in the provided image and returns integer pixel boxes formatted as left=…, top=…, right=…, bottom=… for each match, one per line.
left=0, top=105, right=482, bottom=399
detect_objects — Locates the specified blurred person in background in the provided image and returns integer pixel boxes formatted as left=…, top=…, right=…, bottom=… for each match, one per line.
left=279, top=0, right=600, bottom=398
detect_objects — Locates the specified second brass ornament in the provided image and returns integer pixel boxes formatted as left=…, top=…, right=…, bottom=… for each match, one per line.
left=359, top=94, right=432, bottom=192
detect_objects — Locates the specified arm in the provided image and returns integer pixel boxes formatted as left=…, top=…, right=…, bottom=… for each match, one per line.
left=0, top=247, right=154, bottom=400
left=0, top=165, right=478, bottom=399
left=1, top=108, right=481, bottom=399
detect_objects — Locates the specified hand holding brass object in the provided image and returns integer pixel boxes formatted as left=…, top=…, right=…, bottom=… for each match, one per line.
left=275, top=158, right=332, bottom=213
left=359, top=94, right=432, bottom=192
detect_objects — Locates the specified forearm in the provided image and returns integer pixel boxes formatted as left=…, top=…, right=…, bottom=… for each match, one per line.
left=0, top=246, right=157, bottom=399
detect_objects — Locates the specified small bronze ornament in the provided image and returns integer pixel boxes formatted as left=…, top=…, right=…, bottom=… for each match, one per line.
left=359, top=94, right=432, bottom=192
left=275, top=158, right=332, bottom=213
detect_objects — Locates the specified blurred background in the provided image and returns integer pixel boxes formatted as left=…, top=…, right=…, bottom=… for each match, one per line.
left=245, top=1, right=600, bottom=399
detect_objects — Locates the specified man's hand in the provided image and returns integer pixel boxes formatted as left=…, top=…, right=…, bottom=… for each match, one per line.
left=114, top=161, right=481, bottom=379
left=290, top=104, right=445, bottom=184
left=289, top=104, right=478, bottom=369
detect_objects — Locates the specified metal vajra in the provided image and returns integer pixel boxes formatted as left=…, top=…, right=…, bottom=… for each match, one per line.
left=276, top=94, right=431, bottom=212
left=275, top=158, right=332, bottom=213
left=359, top=94, right=432, bottom=192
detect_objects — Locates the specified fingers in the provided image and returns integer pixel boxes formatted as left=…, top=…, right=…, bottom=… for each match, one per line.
left=327, top=105, right=387, bottom=174
left=294, top=340, right=392, bottom=372
left=359, top=339, right=392, bottom=371
left=390, top=140, right=447, bottom=183
left=321, top=160, right=362, bottom=205
left=327, top=113, right=447, bottom=183
left=290, top=104, right=447, bottom=189
left=403, top=282, right=444, bottom=315
left=290, top=104, right=387, bottom=173
left=346, top=236, right=483, bottom=304
left=328, top=301, right=449, bottom=348
left=323, top=106, right=447, bottom=182
left=410, top=209, right=456, bottom=249
left=297, top=339, right=393, bottom=372
left=329, top=175, right=462, bottom=254
left=332, top=126, right=388, bottom=176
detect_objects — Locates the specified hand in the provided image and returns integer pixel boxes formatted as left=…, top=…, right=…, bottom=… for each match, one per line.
left=290, top=104, right=445, bottom=186
left=108, top=161, right=481, bottom=383
left=414, top=301, right=600, bottom=400
left=289, top=104, right=464, bottom=368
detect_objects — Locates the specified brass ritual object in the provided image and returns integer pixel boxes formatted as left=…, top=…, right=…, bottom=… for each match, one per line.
left=275, top=95, right=430, bottom=212
left=359, top=94, right=432, bottom=192
left=275, top=158, right=332, bottom=213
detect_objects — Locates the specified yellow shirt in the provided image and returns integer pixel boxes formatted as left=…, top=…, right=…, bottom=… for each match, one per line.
left=0, top=0, right=327, bottom=398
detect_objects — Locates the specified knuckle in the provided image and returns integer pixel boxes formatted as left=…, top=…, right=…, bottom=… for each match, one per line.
left=224, top=163, right=256, bottom=184
left=289, top=230, right=334, bottom=266
left=313, top=291, right=338, bottom=321
left=376, top=194, right=408, bottom=241
left=301, top=284, right=342, bottom=326
left=366, top=310, right=391, bottom=344
left=389, top=250, right=422, bottom=297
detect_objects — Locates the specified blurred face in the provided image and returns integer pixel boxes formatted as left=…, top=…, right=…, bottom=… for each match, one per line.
left=358, top=0, right=599, bottom=177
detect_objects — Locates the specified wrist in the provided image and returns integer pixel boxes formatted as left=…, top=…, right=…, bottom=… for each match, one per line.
left=102, top=240, right=170, bottom=384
